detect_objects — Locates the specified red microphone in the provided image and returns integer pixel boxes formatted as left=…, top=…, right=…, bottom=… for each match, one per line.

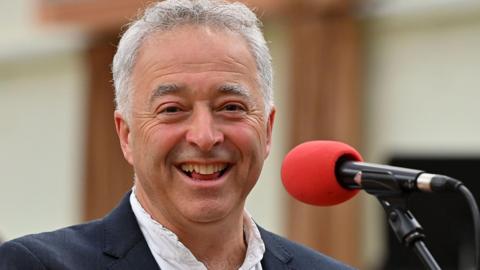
left=281, top=141, right=462, bottom=206
left=281, top=140, right=363, bottom=206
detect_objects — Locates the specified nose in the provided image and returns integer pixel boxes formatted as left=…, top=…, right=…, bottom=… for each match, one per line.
left=185, top=107, right=224, bottom=152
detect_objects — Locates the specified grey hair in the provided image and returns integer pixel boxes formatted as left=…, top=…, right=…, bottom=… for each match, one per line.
left=112, top=0, right=273, bottom=123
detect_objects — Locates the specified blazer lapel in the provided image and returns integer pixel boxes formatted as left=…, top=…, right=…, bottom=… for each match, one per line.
left=261, top=249, right=291, bottom=270
left=259, top=226, right=292, bottom=270
left=106, top=240, right=159, bottom=270
left=102, top=192, right=159, bottom=270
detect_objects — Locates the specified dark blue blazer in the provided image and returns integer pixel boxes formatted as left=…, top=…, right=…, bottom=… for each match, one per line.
left=0, top=192, right=354, bottom=269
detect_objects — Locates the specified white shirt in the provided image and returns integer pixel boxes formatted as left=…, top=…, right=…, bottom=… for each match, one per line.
left=130, top=189, right=265, bottom=270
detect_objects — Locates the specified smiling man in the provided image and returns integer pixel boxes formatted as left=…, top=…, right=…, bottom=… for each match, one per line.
left=0, top=1, right=353, bottom=269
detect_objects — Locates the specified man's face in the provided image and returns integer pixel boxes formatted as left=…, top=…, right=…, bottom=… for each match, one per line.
left=115, top=25, right=275, bottom=229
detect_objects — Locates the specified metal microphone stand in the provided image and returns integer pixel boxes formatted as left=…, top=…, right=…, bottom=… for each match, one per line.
left=360, top=171, right=441, bottom=270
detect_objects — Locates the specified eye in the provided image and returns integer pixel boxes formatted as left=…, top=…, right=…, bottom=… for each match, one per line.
left=160, top=105, right=182, bottom=114
left=222, top=103, right=245, bottom=112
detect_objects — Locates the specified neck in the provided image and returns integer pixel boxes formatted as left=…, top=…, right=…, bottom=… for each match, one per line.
left=179, top=221, right=247, bottom=270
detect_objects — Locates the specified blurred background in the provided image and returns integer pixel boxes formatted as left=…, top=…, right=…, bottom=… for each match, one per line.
left=1, top=0, right=480, bottom=269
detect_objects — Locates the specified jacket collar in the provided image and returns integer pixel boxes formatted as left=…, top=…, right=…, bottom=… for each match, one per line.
left=258, top=226, right=293, bottom=269
left=101, top=191, right=159, bottom=270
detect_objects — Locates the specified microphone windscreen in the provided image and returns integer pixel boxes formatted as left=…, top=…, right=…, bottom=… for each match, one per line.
left=281, top=140, right=363, bottom=206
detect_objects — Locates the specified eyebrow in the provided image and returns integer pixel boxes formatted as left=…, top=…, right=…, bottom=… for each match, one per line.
left=218, top=83, right=252, bottom=100
left=149, top=83, right=181, bottom=105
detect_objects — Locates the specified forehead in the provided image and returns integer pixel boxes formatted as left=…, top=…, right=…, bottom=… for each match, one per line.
left=136, top=25, right=256, bottom=75
left=130, top=24, right=260, bottom=100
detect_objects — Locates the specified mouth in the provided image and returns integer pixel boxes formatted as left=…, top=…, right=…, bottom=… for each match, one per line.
left=177, top=162, right=231, bottom=181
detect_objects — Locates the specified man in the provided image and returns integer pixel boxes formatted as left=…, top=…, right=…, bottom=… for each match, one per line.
left=0, top=1, right=354, bottom=269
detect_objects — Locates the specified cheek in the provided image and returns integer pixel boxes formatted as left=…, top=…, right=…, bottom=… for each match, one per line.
left=133, top=123, right=186, bottom=165
left=225, top=123, right=268, bottom=160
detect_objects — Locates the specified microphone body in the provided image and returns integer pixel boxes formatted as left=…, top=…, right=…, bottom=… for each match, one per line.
left=337, top=161, right=459, bottom=193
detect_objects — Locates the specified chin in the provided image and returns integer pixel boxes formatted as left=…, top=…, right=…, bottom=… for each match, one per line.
left=182, top=200, right=238, bottom=224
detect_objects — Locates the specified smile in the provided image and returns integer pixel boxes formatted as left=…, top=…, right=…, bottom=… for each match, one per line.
left=178, top=163, right=230, bottom=180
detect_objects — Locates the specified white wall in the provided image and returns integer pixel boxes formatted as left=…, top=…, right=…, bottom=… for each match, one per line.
left=0, top=1, right=87, bottom=240
left=363, top=0, right=480, bottom=161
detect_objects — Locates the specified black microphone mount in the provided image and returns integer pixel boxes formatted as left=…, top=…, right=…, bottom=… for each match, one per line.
left=359, top=170, right=442, bottom=270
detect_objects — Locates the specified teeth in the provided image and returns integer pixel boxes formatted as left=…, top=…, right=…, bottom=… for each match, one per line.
left=181, top=163, right=227, bottom=175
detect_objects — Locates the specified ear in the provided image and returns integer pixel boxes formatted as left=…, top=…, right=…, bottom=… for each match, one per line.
left=114, top=111, right=134, bottom=165
left=264, top=107, right=276, bottom=158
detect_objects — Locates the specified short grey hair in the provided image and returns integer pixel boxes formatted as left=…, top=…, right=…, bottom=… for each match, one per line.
left=112, top=0, right=273, bottom=122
